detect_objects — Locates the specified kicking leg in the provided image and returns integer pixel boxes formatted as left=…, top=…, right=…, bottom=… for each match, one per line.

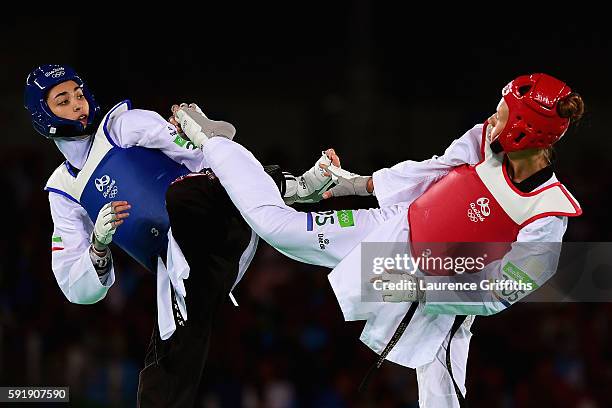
left=202, top=137, right=400, bottom=268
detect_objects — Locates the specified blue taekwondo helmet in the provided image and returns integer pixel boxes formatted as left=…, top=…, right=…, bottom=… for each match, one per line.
left=24, top=64, right=102, bottom=138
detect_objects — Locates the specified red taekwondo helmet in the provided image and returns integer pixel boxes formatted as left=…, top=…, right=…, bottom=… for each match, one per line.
left=496, top=73, right=572, bottom=152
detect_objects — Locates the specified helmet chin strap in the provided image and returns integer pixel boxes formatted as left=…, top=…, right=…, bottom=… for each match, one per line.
left=490, top=139, right=504, bottom=154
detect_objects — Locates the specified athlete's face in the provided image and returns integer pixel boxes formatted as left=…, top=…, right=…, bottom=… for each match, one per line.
left=488, top=99, right=509, bottom=142
left=46, top=80, right=90, bottom=128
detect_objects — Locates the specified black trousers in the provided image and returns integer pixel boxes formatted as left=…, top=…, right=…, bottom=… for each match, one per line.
left=137, top=172, right=253, bottom=407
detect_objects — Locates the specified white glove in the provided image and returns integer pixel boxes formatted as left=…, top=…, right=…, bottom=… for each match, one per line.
left=174, top=103, right=236, bottom=148
left=284, top=152, right=334, bottom=204
left=372, top=270, right=424, bottom=302
left=325, top=165, right=372, bottom=197
left=93, top=202, right=118, bottom=248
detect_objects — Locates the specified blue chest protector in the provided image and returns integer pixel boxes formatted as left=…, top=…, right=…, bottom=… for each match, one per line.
left=80, top=147, right=190, bottom=271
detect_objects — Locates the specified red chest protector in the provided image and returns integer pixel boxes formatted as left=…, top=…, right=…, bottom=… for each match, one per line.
left=408, top=123, right=582, bottom=275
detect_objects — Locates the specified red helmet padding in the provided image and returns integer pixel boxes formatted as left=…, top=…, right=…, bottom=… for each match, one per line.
left=497, top=73, right=572, bottom=152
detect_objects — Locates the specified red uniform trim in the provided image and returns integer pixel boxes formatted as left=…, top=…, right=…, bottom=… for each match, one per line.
left=479, top=120, right=581, bottom=228
left=501, top=156, right=562, bottom=197
left=518, top=185, right=583, bottom=227
left=170, top=172, right=209, bottom=186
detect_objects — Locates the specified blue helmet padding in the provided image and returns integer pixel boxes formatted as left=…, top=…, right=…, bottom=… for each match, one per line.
left=24, top=64, right=102, bottom=138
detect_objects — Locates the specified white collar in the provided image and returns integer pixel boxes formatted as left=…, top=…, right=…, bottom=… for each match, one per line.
left=54, top=135, right=94, bottom=170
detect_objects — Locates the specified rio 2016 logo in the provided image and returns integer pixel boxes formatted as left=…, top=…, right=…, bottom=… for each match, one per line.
left=94, top=175, right=118, bottom=199
left=45, top=67, right=66, bottom=78
left=467, top=197, right=491, bottom=223
left=95, top=175, right=110, bottom=192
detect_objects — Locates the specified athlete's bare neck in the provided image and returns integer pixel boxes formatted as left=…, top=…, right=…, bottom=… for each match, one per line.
left=506, top=149, right=549, bottom=183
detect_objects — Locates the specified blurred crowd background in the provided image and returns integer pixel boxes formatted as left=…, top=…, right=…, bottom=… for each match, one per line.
left=1, top=10, right=611, bottom=407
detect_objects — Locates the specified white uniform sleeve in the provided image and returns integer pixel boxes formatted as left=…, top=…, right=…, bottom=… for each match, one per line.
left=372, top=124, right=484, bottom=207
left=424, top=215, right=568, bottom=315
left=108, top=109, right=207, bottom=172
left=49, top=193, right=116, bottom=304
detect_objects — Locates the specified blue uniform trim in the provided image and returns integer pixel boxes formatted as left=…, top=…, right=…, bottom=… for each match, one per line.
left=64, top=161, right=80, bottom=178
left=45, top=187, right=80, bottom=204
left=493, top=292, right=511, bottom=308
left=306, top=212, right=313, bottom=231
left=102, top=100, right=132, bottom=148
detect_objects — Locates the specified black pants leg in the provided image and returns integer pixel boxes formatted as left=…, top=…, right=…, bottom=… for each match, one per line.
left=137, top=173, right=252, bottom=407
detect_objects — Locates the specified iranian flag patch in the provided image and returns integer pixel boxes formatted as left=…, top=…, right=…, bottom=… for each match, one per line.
left=51, top=236, right=64, bottom=252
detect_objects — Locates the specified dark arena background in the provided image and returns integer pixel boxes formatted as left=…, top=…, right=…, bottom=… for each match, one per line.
left=1, top=10, right=611, bottom=408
